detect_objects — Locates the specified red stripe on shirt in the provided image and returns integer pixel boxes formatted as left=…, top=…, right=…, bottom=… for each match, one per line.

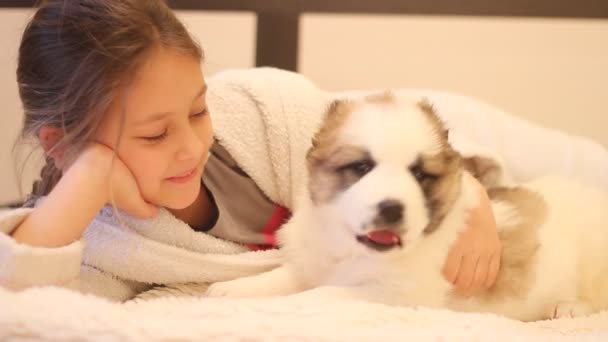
left=245, top=205, right=291, bottom=250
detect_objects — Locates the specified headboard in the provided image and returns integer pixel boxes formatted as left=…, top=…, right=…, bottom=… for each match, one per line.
left=3, top=0, right=608, bottom=71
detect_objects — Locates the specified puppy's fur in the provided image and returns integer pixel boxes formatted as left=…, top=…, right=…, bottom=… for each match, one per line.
left=207, top=94, right=608, bottom=321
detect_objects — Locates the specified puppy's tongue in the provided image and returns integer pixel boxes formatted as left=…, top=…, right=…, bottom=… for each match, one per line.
left=366, top=230, right=401, bottom=246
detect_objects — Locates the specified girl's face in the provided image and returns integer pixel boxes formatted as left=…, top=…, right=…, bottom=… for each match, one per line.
left=95, top=47, right=212, bottom=209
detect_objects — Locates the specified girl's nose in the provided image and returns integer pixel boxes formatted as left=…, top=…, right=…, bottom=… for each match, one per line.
left=175, top=127, right=205, bottom=162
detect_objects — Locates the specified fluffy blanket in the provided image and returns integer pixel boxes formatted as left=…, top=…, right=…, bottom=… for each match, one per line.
left=2, top=285, right=607, bottom=341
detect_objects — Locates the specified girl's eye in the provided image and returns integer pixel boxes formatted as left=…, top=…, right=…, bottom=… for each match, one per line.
left=190, top=108, right=208, bottom=118
left=142, top=131, right=168, bottom=142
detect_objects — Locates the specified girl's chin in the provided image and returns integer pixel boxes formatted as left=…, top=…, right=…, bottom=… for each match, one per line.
left=161, top=188, right=201, bottom=210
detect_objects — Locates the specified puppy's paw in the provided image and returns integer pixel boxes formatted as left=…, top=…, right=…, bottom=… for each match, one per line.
left=550, top=301, right=593, bottom=319
left=449, top=132, right=512, bottom=187
left=206, top=267, right=302, bottom=298
left=288, top=286, right=364, bottom=302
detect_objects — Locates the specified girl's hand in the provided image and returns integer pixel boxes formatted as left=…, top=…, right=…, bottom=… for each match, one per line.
left=12, top=143, right=156, bottom=247
left=68, top=143, right=158, bottom=219
left=442, top=173, right=501, bottom=296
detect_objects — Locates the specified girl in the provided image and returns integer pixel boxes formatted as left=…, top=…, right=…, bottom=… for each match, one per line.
left=0, top=0, right=500, bottom=301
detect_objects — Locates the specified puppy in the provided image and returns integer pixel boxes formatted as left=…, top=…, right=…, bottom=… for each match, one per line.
left=207, top=93, right=608, bottom=321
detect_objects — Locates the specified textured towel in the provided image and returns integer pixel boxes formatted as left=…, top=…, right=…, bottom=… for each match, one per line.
left=207, top=67, right=331, bottom=208
left=81, top=207, right=280, bottom=285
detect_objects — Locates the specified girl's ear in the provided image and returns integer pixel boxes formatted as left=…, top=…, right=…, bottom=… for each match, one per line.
left=38, top=125, right=65, bottom=159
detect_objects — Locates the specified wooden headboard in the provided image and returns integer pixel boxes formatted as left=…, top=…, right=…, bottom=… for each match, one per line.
left=3, top=0, right=608, bottom=71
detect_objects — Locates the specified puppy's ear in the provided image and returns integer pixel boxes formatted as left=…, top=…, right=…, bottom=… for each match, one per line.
left=417, top=98, right=449, bottom=143
left=462, top=155, right=504, bottom=189
left=310, top=99, right=351, bottom=149
left=325, top=99, right=352, bottom=121
left=307, top=99, right=352, bottom=169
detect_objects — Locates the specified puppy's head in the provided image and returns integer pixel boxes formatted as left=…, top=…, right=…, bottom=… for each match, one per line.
left=306, top=93, right=462, bottom=252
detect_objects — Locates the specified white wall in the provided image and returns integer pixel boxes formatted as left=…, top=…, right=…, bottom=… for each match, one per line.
left=300, top=14, right=608, bottom=147
left=0, top=9, right=34, bottom=205
left=1, top=9, right=607, bottom=204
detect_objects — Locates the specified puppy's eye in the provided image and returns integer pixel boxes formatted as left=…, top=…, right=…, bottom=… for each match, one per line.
left=409, top=163, right=437, bottom=182
left=338, top=159, right=375, bottom=177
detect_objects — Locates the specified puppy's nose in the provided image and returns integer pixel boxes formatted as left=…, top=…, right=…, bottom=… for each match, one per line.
left=377, top=199, right=404, bottom=225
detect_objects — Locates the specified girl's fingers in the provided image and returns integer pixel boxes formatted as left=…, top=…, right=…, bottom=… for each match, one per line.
left=471, top=255, right=489, bottom=292
left=443, top=248, right=463, bottom=284
left=454, top=255, right=477, bottom=294
left=485, top=253, right=501, bottom=288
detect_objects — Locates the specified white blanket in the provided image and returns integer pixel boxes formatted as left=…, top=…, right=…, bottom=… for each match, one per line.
left=2, top=285, right=607, bottom=341
left=2, top=68, right=608, bottom=340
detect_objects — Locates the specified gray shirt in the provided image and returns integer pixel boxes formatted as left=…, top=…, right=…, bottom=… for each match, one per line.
left=202, top=142, right=289, bottom=247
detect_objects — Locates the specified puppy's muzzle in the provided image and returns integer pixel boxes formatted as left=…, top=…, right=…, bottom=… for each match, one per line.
left=357, top=199, right=404, bottom=252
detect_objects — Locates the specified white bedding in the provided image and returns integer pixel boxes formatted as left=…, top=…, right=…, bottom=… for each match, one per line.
left=2, top=284, right=607, bottom=341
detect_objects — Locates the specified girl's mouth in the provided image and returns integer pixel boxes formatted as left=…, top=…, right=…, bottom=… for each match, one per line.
left=166, top=168, right=197, bottom=184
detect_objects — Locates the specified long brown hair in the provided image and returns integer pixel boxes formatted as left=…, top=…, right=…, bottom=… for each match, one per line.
left=16, top=0, right=202, bottom=201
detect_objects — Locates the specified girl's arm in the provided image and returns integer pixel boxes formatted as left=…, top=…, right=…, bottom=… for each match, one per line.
left=10, top=154, right=108, bottom=247
left=1, top=144, right=156, bottom=294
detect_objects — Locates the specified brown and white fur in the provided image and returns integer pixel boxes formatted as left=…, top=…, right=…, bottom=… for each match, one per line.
left=207, top=94, right=608, bottom=321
